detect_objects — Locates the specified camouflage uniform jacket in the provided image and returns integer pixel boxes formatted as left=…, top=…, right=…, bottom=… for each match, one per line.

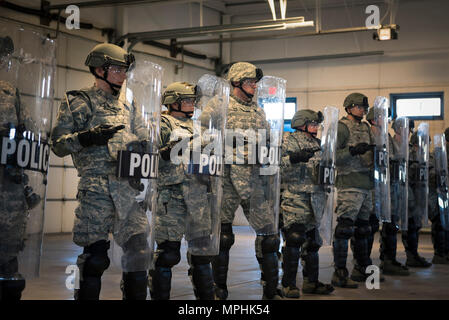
left=336, top=116, right=374, bottom=190
left=158, top=113, right=193, bottom=186
left=281, top=130, right=321, bottom=194
left=50, top=85, right=148, bottom=193
left=224, top=94, right=271, bottom=198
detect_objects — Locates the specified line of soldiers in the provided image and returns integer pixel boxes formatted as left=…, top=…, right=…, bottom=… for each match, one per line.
left=2, top=30, right=449, bottom=300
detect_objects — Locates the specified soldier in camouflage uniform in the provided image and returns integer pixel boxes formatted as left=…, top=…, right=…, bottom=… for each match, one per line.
left=366, top=110, right=410, bottom=275
left=332, top=93, right=374, bottom=288
left=429, top=128, right=449, bottom=264
left=404, top=132, right=433, bottom=268
left=279, top=109, right=334, bottom=298
left=149, top=81, right=216, bottom=300
left=0, top=36, right=42, bottom=300
left=50, top=43, right=151, bottom=300
left=212, top=62, right=282, bottom=300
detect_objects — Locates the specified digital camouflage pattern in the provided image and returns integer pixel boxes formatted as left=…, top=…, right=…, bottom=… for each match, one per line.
left=280, top=130, right=324, bottom=231
left=226, top=62, right=263, bottom=83
left=154, top=113, right=214, bottom=243
left=335, top=116, right=374, bottom=221
left=50, top=85, right=149, bottom=247
left=221, top=94, right=274, bottom=234
left=0, top=81, right=40, bottom=273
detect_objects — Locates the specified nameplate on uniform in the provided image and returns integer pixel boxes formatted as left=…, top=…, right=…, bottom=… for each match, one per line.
left=117, top=150, right=158, bottom=179
left=0, top=136, right=50, bottom=174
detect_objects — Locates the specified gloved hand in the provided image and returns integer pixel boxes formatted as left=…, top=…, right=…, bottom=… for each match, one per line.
left=349, top=142, right=373, bottom=156
left=129, top=177, right=145, bottom=192
left=289, top=149, right=316, bottom=164
left=24, top=186, right=41, bottom=210
left=77, top=124, right=125, bottom=148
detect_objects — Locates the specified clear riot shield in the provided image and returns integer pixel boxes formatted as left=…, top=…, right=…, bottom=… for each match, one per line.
left=109, top=58, right=163, bottom=272
left=390, top=117, right=409, bottom=230
left=245, top=76, right=285, bottom=236
left=433, top=134, right=449, bottom=231
left=372, top=96, right=391, bottom=223
left=183, top=74, right=229, bottom=256
left=415, top=123, right=430, bottom=228
left=0, top=24, right=56, bottom=280
left=317, top=106, right=339, bottom=246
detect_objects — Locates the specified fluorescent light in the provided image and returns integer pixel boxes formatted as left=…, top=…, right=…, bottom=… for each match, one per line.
left=280, top=0, right=287, bottom=20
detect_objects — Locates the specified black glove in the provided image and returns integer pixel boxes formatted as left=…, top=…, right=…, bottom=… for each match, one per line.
left=77, top=124, right=125, bottom=148
left=128, top=178, right=145, bottom=192
left=349, top=142, right=373, bottom=156
left=24, top=186, right=41, bottom=210
left=289, top=149, right=315, bottom=164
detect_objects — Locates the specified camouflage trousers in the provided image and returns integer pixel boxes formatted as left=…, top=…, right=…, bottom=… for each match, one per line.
left=280, top=190, right=320, bottom=232
left=154, top=182, right=215, bottom=244
left=0, top=183, right=27, bottom=268
left=221, top=167, right=277, bottom=234
left=335, top=188, right=372, bottom=222
left=73, top=189, right=149, bottom=248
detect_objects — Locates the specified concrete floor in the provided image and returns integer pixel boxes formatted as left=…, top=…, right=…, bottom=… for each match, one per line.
left=22, top=226, right=449, bottom=300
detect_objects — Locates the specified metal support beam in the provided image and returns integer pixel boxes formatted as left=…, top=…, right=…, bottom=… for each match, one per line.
left=117, top=16, right=312, bottom=46
left=177, top=26, right=379, bottom=46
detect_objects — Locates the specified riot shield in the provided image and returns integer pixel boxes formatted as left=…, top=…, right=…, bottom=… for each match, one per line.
left=243, top=75, right=285, bottom=236
left=415, top=123, right=430, bottom=228
left=183, top=74, right=229, bottom=256
left=433, top=134, right=449, bottom=231
left=0, top=24, right=56, bottom=280
left=110, top=58, right=163, bottom=273
left=317, top=106, right=339, bottom=246
left=390, top=117, right=409, bottom=230
left=372, top=96, right=391, bottom=223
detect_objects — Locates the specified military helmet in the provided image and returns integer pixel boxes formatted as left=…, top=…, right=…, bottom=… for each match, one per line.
left=0, top=36, right=14, bottom=59
left=162, top=82, right=197, bottom=106
left=344, top=92, right=369, bottom=111
left=227, top=62, right=263, bottom=84
left=291, top=109, right=324, bottom=129
left=85, top=43, right=134, bottom=68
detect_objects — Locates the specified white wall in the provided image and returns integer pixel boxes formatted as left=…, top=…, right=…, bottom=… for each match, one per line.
left=230, top=0, right=449, bottom=139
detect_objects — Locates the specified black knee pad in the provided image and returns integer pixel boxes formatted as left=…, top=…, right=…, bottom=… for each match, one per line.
left=261, top=234, right=280, bottom=254
left=354, top=219, right=371, bottom=239
left=220, top=224, right=235, bottom=250
left=304, top=229, right=321, bottom=252
left=190, top=255, right=213, bottom=266
left=122, top=233, right=150, bottom=271
left=284, top=223, right=306, bottom=247
left=334, top=218, right=355, bottom=239
left=156, top=241, right=181, bottom=268
left=83, top=240, right=110, bottom=277
left=369, top=214, right=380, bottom=234
left=383, top=221, right=399, bottom=236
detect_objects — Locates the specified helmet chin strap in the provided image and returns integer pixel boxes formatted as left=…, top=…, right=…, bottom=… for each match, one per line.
left=234, top=83, right=254, bottom=100
left=93, top=66, right=122, bottom=95
left=297, top=126, right=318, bottom=138
left=172, top=103, right=193, bottom=118
left=347, top=109, right=363, bottom=121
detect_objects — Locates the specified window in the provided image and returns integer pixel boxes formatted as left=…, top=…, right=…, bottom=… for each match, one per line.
left=283, top=97, right=297, bottom=132
left=390, top=92, right=444, bottom=120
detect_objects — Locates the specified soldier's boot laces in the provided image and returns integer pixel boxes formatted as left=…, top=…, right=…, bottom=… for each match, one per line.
left=381, top=259, right=410, bottom=276
left=331, top=268, right=358, bottom=289
left=302, top=277, right=334, bottom=295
